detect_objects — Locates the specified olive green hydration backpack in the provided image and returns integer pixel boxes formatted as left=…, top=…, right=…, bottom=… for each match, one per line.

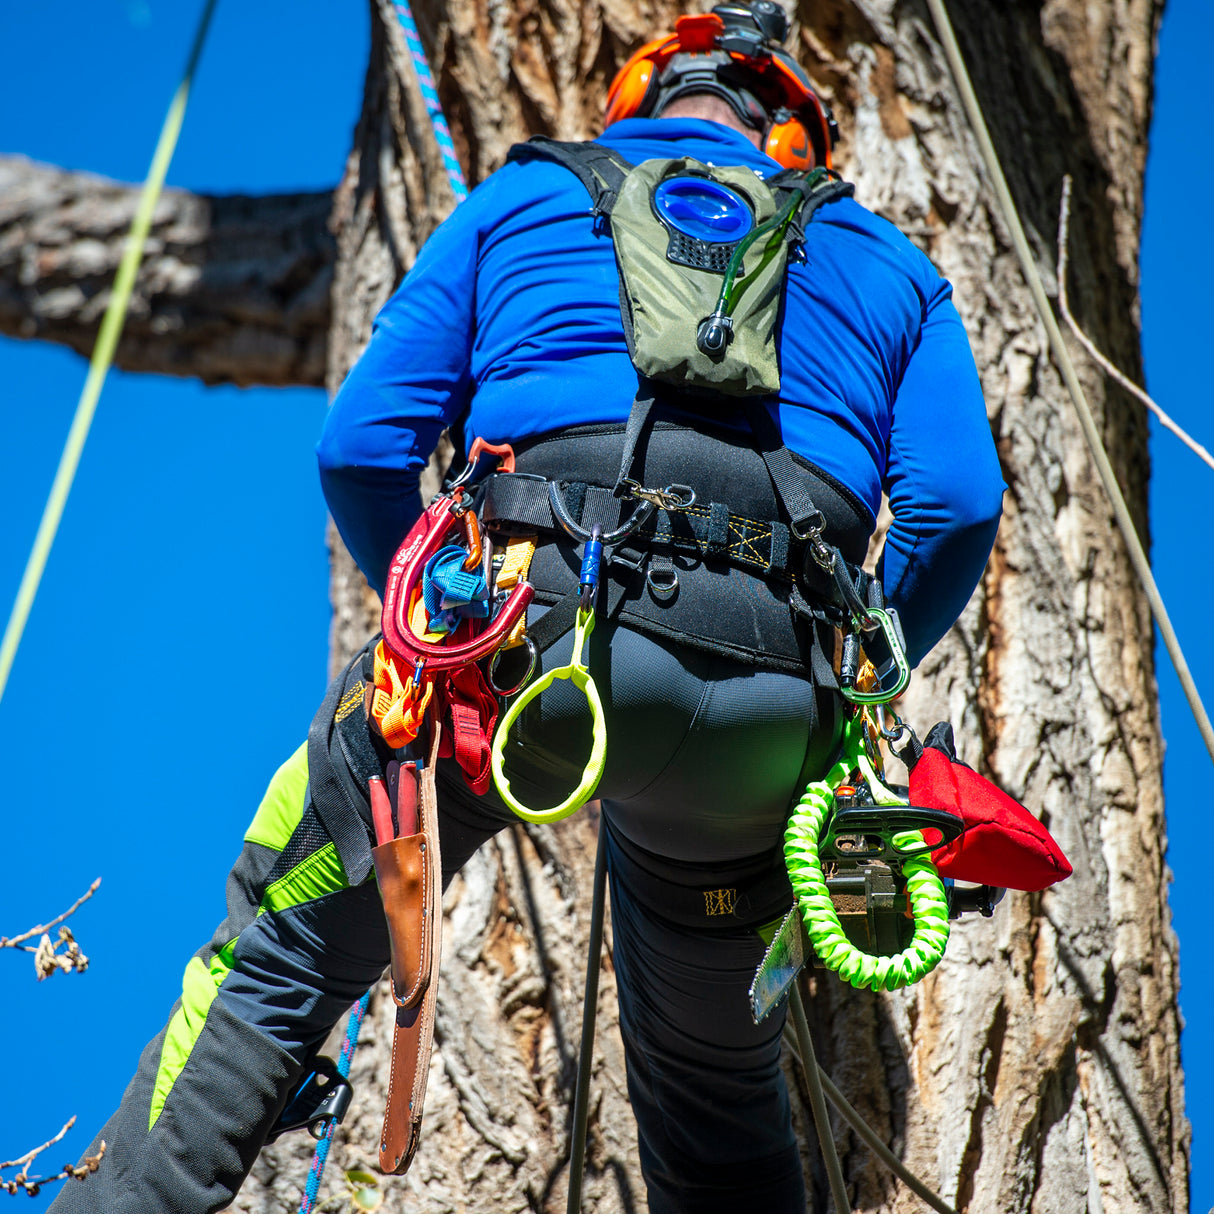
left=507, top=136, right=853, bottom=396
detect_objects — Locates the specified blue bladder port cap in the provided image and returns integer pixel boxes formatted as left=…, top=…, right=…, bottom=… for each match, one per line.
left=653, top=177, right=754, bottom=244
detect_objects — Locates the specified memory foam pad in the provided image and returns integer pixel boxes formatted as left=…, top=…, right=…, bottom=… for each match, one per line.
left=908, top=724, right=1072, bottom=891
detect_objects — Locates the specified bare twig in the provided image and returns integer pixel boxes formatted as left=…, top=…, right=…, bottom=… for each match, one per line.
left=0, top=878, right=101, bottom=950
left=0, top=1117, right=77, bottom=1173
left=1, top=879, right=100, bottom=978
left=1058, top=175, right=1214, bottom=472
left=0, top=1116, right=106, bottom=1197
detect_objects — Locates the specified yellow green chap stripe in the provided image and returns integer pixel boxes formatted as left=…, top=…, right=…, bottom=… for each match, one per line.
left=150, top=743, right=351, bottom=1129
left=244, top=742, right=309, bottom=851
left=149, top=942, right=236, bottom=1130
left=261, top=843, right=350, bottom=915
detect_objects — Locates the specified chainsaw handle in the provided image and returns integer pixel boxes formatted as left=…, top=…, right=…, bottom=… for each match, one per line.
left=823, top=802, right=964, bottom=863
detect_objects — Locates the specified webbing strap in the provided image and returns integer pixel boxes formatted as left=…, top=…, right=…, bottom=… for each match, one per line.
left=507, top=136, right=633, bottom=218
left=483, top=473, right=794, bottom=579
left=744, top=399, right=823, bottom=535
left=612, top=390, right=657, bottom=497
left=526, top=594, right=581, bottom=656
left=768, top=171, right=855, bottom=243
left=436, top=663, right=498, bottom=796
left=307, top=653, right=376, bottom=885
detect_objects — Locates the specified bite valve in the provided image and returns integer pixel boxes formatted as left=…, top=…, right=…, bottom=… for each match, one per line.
left=696, top=312, right=734, bottom=360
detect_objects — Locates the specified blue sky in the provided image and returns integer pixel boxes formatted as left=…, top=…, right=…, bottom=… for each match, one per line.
left=0, top=1, right=1210, bottom=1210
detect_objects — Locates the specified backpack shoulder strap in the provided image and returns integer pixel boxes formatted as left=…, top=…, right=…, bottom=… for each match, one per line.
left=506, top=136, right=633, bottom=219
left=769, top=167, right=855, bottom=242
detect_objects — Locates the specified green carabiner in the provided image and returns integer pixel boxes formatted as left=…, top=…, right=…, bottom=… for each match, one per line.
left=839, top=607, right=911, bottom=706
left=491, top=607, right=608, bottom=824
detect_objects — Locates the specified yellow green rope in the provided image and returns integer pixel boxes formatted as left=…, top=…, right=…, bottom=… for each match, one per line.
left=784, top=717, right=951, bottom=991
left=0, top=0, right=218, bottom=707
left=492, top=607, right=607, bottom=824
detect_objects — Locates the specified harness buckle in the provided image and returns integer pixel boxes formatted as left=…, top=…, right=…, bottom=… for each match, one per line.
left=615, top=478, right=697, bottom=512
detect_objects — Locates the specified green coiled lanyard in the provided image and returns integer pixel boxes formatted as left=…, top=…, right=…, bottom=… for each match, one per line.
left=784, top=714, right=951, bottom=991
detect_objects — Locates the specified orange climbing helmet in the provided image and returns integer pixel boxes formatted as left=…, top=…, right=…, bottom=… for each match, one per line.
left=605, top=1, right=838, bottom=171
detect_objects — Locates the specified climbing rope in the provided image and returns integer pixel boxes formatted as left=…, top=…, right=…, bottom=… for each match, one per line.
left=784, top=715, right=951, bottom=991
left=925, top=0, right=1214, bottom=767
left=298, top=990, right=371, bottom=1214
left=391, top=1, right=468, bottom=202
left=783, top=986, right=958, bottom=1214
left=0, top=0, right=219, bottom=709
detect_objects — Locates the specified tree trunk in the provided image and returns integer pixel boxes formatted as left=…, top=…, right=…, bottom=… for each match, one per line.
left=234, top=1, right=1187, bottom=1211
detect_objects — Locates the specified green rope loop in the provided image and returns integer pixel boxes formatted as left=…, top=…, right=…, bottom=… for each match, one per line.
left=784, top=717, right=951, bottom=991
left=492, top=607, right=607, bottom=824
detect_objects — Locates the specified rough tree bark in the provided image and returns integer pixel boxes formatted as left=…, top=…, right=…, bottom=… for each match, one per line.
left=2, top=0, right=1182, bottom=1209
left=0, top=156, right=333, bottom=386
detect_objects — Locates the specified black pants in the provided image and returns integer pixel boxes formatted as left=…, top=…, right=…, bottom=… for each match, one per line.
left=50, top=617, right=836, bottom=1214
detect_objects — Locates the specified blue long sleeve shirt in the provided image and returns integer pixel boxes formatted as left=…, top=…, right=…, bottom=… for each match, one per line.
left=318, top=117, right=1005, bottom=666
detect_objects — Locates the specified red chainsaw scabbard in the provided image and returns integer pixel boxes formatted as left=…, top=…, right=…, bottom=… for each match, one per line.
left=910, top=746, right=1072, bottom=891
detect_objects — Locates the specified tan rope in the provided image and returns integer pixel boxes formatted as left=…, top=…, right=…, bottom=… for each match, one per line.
left=1057, top=176, right=1214, bottom=473
left=925, top=0, right=1214, bottom=765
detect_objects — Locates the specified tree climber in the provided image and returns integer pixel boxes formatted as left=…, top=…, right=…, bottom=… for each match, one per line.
left=50, top=4, right=1004, bottom=1212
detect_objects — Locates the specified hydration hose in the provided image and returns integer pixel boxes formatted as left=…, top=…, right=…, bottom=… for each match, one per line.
left=491, top=606, right=607, bottom=823
left=784, top=716, right=951, bottom=991
left=697, top=171, right=826, bottom=357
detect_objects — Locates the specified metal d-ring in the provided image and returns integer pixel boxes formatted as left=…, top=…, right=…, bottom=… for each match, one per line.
left=646, top=565, right=679, bottom=601
left=488, top=636, right=539, bottom=698
left=548, top=481, right=655, bottom=544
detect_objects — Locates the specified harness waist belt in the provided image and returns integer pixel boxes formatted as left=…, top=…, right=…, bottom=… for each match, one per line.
left=482, top=474, right=793, bottom=580
left=470, top=422, right=872, bottom=675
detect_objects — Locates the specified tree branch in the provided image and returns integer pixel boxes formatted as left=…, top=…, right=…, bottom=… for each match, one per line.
left=1, top=877, right=100, bottom=979
left=0, top=157, right=335, bottom=387
left=0, top=1116, right=106, bottom=1198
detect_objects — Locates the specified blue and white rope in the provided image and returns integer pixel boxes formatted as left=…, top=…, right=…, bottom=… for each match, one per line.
left=392, top=1, right=468, bottom=202
left=298, top=991, right=372, bottom=1214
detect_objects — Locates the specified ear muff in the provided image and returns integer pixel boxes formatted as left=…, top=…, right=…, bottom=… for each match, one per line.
left=763, top=116, right=815, bottom=171
left=764, top=54, right=834, bottom=169
left=604, top=35, right=672, bottom=127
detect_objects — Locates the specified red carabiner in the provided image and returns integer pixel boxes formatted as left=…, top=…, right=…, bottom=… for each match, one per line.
left=381, top=494, right=533, bottom=675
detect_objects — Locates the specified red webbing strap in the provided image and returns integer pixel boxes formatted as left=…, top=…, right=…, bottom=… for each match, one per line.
left=436, top=663, right=499, bottom=795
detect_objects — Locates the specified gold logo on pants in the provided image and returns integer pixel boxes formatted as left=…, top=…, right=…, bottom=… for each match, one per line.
left=703, top=888, right=738, bottom=916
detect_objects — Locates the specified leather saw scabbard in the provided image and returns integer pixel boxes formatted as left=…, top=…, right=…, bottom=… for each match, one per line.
left=372, top=727, right=444, bottom=1175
